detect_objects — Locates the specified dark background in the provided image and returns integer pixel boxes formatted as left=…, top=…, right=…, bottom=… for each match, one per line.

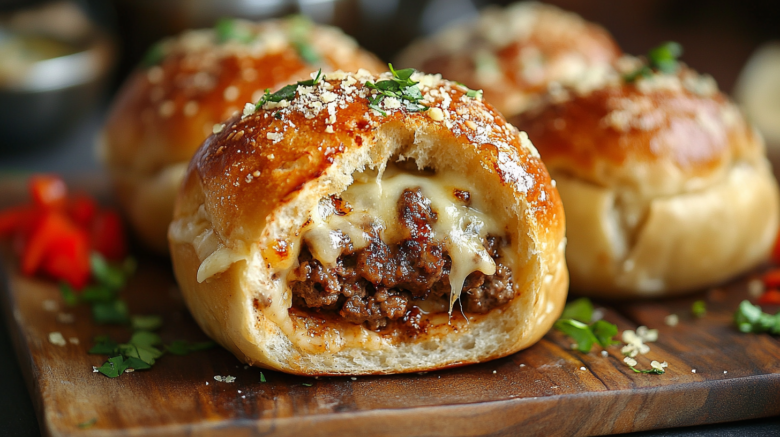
left=1, top=1, right=780, bottom=435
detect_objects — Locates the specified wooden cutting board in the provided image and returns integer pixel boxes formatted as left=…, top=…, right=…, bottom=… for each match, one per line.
left=2, top=176, right=780, bottom=437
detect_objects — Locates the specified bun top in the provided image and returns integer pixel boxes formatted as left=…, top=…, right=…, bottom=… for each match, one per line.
left=178, top=68, right=563, bottom=250
left=397, top=2, right=621, bottom=117
left=102, top=17, right=384, bottom=175
left=515, top=58, right=764, bottom=197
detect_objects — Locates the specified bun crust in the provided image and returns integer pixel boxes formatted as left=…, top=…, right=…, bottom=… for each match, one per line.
left=515, top=64, right=780, bottom=297
left=397, top=2, right=621, bottom=118
left=100, top=18, right=384, bottom=252
left=169, top=70, right=568, bottom=374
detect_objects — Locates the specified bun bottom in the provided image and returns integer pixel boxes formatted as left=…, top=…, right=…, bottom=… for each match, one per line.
left=110, top=163, right=187, bottom=254
left=170, top=240, right=568, bottom=375
left=557, top=160, right=780, bottom=298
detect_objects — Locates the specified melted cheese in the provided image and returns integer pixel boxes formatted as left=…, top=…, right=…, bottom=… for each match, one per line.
left=298, top=164, right=504, bottom=313
left=169, top=204, right=248, bottom=282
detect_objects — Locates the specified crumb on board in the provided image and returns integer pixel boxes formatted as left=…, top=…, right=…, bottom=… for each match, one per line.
left=214, top=375, right=236, bottom=383
left=48, top=332, right=66, bottom=347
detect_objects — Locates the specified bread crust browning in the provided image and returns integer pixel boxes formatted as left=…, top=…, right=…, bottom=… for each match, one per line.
left=515, top=65, right=780, bottom=297
left=397, top=2, right=621, bottom=118
left=169, top=70, right=568, bottom=374
left=101, top=18, right=384, bottom=252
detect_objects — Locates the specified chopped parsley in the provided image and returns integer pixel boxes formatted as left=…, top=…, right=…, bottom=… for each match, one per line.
left=77, top=418, right=97, bottom=429
left=554, top=298, right=618, bottom=353
left=288, top=15, right=320, bottom=64
left=302, top=382, right=313, bottom=387
left=141, top=42, right=165, bottom=67
left=215, top=18, right=255, bottom=44
left=466, top=89, right=483, bottom=99
left=131, top=315, right=163, bottom=331
left=734, top=300, right=780, bottom=334
left=260, top=372, right=267, bottom=383
left=255, top=69, right=323, bottom=109
left=628, top=366, right=665, bottom=375
left=624, top=41, right=683, bottom=82
left=60, top=253, right=136, bottom=324
left=691, top=300, right=707, bottom=318
left=364, top=64, right=429, bottom=116
left=90, top=333, right=215, bottom=378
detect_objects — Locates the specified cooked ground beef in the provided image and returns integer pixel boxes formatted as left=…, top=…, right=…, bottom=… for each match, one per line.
left=289, top=188, right=515, bottom=330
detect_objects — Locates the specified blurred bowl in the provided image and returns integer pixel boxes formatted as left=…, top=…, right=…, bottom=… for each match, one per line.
left=0, top=22, right=114, bottom=150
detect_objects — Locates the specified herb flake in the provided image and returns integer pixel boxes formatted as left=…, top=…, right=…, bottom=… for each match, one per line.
left=255, top=69, right=322, bottom=109
left=554, top=298, right=617, bottom=353
left=734, top=300, right=780, bottom=334
left=364, top=63, right=429, bottom=116
left=624, top=41, right=683, bottom=83
left=691, top=300, right=707, bottom=318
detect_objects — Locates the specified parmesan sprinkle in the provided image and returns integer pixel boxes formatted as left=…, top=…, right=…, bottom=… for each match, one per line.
left=159, top=100, right=175, bottom=118
left=212, top=124, right=225, bottom=134
left=266, top=132, right=284, bottom=142
left=184, top=101, right=199, bottom=117
left=224, top=86, right=239, bottom=101
left=49, top=332, right=66, bottom=347
left=42, top=300, right=58, bottom=312
left=664, top=314, right=679, bottom=327
left=428, top=107, right=444, bottom=121
left=242, top=102, right=256, bottom=118
left=325, top=125, right=334, bottom=133
left=57, top=313, right=74, bottom=324
left=214, top=375, right=236, bottom=383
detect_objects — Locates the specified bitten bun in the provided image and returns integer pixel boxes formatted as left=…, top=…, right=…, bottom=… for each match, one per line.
left=99, top=17, right=384, bottom=253
left=168, top=69, right=568, bottom=375
left=397, top=2, right=621, bottom=118
left=515, top=59, right=780, bottom=298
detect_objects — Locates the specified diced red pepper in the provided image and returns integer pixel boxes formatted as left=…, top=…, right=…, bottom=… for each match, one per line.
left=91, top=210, right=127, bottom=261
left=29, top=175, right=67, bottom=210
left=758, top=289, right=780, bottom=306
left=42, top=229, right=91, bottom=289
left=21, top=212, right=74, bottom=275
left=0, top=206, right=35, bottom=236
left=763, top=269, right=780, bottom=289
left=68, top=194, right=97, bottom=228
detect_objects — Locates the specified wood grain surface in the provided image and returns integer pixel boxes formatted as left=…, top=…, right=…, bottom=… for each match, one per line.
left=2, top=177, right=780, bottom=437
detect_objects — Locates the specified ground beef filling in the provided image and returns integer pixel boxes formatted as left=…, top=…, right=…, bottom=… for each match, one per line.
left=289, top=188, right=515, bottom=330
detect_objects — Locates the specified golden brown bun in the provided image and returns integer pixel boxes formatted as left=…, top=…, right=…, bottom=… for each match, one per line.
left=397, top=2, right=621, bottom=118
left=168, top=70, right=568, bottom=375
left=99, top=18, right=385, bottom=253
left=515, top=62, right=780, bottom=298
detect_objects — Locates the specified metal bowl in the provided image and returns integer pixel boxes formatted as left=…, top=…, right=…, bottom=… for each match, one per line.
left=0, top=30, right=114, bottom=150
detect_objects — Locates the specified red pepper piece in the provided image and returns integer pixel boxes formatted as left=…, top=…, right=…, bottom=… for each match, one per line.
left=68, top=194, right=97, bottom=228
left=0, top=206, right=35, bottom=236
left=91, top=210, right=127, bottom=261
left=763, top=269, right=780, bottom=289
left=29, top=175, right=67, bottom=210
left=21, top=212, right=73, bottom=276
left=42, top=229, right=91, bottom=289
left=758, top=289, right=780, bottom=306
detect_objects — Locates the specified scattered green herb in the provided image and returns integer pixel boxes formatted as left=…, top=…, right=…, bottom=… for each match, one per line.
left=215, top=18, right=254, bottom=44
left=364, top=63, right=429, bottom=116
left=131, top=315, right=163, bottom=331
left=691, top=300, right=707, bottom=318
left=92, top=300, right=129, bottom=325
left=255, top=69, right=323, bottom=109
left=628, top=366, right=665, bottom=375
left=287, top=15, right=320, bottom=64
left=141, top=42, right=165, bottom=67
left=77, top=418, right=97, bottom=429
left=260, top=372, right=267, bottom=383
left=554, top=298, right=618, bottom=353
left=734, top=300, right=780, bottom=334
left=624, top=41, right=683, bottom=82
left=560, top=297, right=594, bottom=323
left=60, top=283, right=79, bottom=307
left=465, top=89, right=483, bottom=99
left=90, top=333, right=214, bottom=378
left=302, top=382, right=313, bottom=387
